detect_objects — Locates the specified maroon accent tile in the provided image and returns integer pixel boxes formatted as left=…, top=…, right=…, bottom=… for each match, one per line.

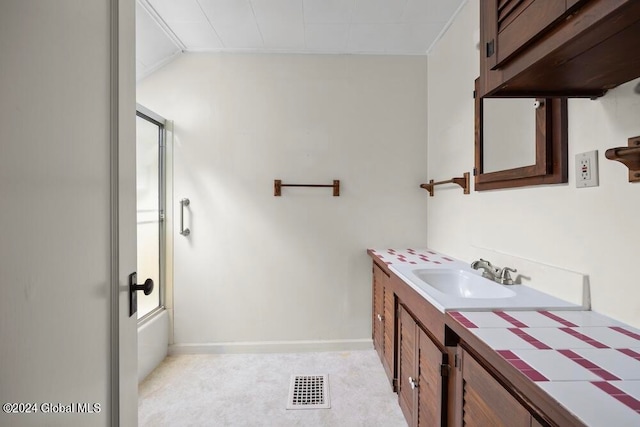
left=434, top=261, right=441, bottom=264
left=521, top=369, right=549, bottom=382
left=385, top=262, right=392, bottom=265
left=497, top=350, right=519, bottom=360
left=591, top=369, right=620, bottom=381
left=537, top=311, right=578, bottom=327
left=592, top=381, right=624, bottom=395
left=574, top=358, right=599, bottom=370
left=494, top=311, right=528, bottom=328
left=387, top=249, right=395, bottom=254
left=594, top=382, right=640, bottom=412
left=559, top=328, right=609, bottom=348
left=508, top=328, right=551, bottom=349
left=443, top=257, right=454, bottom=262
left=610, top=326, right=640, bottom=341
left=410, top=261, right=416, bottom=264
left=428, top=250, right=436, bottom=254
left=510, top=359, right=533, bottom=370
left=496, top=350, right=549, bottom=381
left=616, top=395, right=640, bottom=411
left=618, top=348, right=640, bottom=362
left=407, top=248, right=415, bottom=253
left=557, top=349, right=581, bottom=359
left=449, top=312, right=478, bottom=329
left=398, top=258, right=407, bottom=263
left=558, top=350, right=620, bottom=381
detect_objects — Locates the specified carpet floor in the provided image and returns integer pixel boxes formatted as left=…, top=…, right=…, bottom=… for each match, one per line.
left=139, top=350, right=407, bottom=426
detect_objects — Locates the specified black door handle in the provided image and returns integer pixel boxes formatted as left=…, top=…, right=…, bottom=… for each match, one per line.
left=129, top=272, right=154, bottom=317
left=132, top=277, right=154, bottom=295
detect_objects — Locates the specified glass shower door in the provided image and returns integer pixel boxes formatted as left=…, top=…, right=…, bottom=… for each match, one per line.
left=136, top=110, right=165, bottom=319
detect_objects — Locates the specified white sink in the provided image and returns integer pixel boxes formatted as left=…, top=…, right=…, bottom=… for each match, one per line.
left=413, top=269, right=516, bottom=299
left=390, top=263, right=582, bottom=313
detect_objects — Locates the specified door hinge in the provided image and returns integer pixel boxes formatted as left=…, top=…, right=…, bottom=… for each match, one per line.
left=486, top=39, right=495, bottom=57
left=440, top=363, right=450, bottom=377
left=159, top=211, right=165, bottom=222
left=393, top=378, right=399, bottom=391
left=473, top=167, right=478, bottom=176
left=455, top=354, right=462, bottom=371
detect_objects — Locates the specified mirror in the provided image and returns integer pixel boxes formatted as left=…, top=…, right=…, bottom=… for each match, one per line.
left=474, top=79, right=568, bottom=191
left=482, top=98, right=536, bottom=173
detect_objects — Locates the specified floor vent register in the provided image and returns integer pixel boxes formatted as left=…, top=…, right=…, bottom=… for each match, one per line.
left=286, top=374, right=331, bottom=410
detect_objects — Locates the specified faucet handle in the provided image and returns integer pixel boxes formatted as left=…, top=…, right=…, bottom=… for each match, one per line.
left=499, top=267, right=517, bottom=285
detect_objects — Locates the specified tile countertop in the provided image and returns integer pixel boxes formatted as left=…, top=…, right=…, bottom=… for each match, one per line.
left=369, top=248, right=582, bottom=312
left=449, top=310, right=640, bottom=427
left=368, top=248, right=466, bottom=267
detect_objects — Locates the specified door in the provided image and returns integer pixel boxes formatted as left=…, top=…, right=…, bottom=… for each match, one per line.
left=0, top=1, right=137, bottom=426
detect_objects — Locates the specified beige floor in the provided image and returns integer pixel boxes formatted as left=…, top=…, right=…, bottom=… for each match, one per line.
left=139, top=350, right=407, bottom=426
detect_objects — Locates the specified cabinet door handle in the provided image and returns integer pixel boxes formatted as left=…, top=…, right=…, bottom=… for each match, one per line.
left=486, top=39, right=495, bottom=57
left=408, top=377, right=418, bottom=390
left=180, top=198, right=191, bottom=236
left=377, top=314, right=383, bottom=322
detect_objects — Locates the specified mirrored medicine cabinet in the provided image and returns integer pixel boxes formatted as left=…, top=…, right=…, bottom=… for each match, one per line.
left=474, top=79, right=568, bottom=191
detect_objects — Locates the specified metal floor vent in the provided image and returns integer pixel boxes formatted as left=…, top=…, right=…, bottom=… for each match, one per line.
left=286, top=374, right=331, bottom=410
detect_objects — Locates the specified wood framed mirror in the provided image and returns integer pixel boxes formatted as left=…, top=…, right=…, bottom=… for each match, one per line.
left=474, top=78, right=568, bottom=191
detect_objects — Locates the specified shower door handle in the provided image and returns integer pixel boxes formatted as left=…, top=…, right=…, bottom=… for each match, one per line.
left=180, top=198, right=191, bottom=236
left=129, top=272, right=154, bottom=317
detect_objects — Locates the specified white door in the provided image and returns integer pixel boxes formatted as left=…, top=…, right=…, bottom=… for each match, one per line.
left=0, top=1, right=137, bottom=426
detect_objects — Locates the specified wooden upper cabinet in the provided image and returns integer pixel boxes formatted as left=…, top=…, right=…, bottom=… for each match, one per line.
left=488, top=0, right=567, bottom=69
left=480, top=0, right=640, bottom=97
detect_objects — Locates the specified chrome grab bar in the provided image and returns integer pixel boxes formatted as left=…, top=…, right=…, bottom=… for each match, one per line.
left=180, top=198, right=190, bottom=236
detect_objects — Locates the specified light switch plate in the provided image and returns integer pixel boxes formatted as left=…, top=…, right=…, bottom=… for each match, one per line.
left=575, top=150, right=599, bottom=188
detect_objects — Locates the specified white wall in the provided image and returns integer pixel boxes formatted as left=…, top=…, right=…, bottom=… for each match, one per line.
left=137, top=53, right=429, bottom=350
left=427, top=0, right=640, bottom=327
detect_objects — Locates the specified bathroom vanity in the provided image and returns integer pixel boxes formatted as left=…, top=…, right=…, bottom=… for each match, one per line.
left=369, top=248, right=640, bottom=427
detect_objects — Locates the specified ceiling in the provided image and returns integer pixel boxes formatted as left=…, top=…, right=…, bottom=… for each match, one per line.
left=136, top=0, right=466, bottom=80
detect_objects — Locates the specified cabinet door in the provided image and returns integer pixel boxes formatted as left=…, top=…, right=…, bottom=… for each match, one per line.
left=382, top=280, right=395, bottom=382
left=417, top=328, right=443, bottom=427
left=372, top=264, right=384, bottom=360
left=496, top=0, right=567, bottom=66
left=460, top=348, right=531, bottom=427
left=398, top=305, right=448, bottom=427
left=398, top=306, right=417, bottom=425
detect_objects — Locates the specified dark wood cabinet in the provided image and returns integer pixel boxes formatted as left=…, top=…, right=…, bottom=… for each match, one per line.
left=398, top=305, right=448, bottom=427
left=480, top=0, right=640, bottom=97
left=372, top=262, right=394, bottom=387
left=457, top=347, right=534, bottom=427
left=486, top=0, right=568, bottom=69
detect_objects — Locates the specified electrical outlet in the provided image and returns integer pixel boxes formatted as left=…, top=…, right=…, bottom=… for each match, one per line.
left=575, top=150, right=599, bottom=188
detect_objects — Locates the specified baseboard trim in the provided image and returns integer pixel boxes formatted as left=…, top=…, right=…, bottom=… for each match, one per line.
left=168, top=339, right=373, bottom=355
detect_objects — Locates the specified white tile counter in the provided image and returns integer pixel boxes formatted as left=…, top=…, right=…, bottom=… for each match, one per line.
left=449, top=310, right=640, bottom=426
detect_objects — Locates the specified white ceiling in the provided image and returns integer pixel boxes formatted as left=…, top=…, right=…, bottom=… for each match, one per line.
left=136, top=0, right=466, bottom=80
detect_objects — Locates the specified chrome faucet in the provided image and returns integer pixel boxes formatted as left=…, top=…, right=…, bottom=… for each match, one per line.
left=470, top=259, right=500, bottom=280
left=471, top=259, right=517, bottom=285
